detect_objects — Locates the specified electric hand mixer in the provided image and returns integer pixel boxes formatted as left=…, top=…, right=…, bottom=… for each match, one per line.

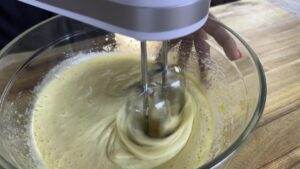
left=19, top=0, right=211, bottom=138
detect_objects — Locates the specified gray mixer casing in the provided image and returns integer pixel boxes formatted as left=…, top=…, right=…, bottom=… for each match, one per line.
left=18, top=0, right=211, bottom=40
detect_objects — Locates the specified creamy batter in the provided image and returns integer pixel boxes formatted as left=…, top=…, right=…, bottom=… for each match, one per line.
left=32, top=52, right=216, bottom=169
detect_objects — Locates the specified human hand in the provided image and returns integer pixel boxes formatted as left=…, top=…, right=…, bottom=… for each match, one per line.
left=157, top=14, right=242, bottom=83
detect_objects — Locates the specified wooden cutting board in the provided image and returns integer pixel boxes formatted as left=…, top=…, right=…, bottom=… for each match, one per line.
left=210, top=0, right=300, bottom=168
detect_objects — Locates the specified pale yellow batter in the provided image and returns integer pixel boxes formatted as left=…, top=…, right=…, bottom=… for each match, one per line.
left=32, top=52, right=215, bottom=169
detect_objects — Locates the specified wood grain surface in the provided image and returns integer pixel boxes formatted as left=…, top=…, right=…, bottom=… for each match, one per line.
left=210, top=0, right=300, bottom=168
left=0, top=0, right=298, bottom=169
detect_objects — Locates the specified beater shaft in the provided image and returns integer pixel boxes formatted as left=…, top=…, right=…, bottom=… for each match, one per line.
left=161, top=41, right=168, bottom=90
left=147, top=41, right=171, bottom=137
left=140, top=41, right=149, bottom=117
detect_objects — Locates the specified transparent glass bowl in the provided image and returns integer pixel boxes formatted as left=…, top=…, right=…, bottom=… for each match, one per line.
left=0, top=16, right=266, bottom=169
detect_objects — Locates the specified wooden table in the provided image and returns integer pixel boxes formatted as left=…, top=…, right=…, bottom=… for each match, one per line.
left=0, top=0, right=298, bottom=169
left=210, top=0, right=300, bottom=168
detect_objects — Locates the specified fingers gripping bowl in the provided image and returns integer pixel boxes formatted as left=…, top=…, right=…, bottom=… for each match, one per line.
left=0, top=16, right=266, bottom=169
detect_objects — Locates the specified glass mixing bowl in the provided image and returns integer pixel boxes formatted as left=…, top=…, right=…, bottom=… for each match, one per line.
left=0, top=16, right=266, bottom=169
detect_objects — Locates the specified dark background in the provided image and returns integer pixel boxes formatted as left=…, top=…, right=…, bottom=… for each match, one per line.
left=0, top=0, right=237, bottom=49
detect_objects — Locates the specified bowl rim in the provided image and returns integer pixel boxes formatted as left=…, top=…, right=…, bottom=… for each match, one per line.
left=198, top=20, right=267, bottom=168
left=0, top=15, right=267, bottom=169
left=0, top=15, right=63, bottom=169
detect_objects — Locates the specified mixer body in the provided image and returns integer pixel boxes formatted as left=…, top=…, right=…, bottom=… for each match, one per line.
left=18, top=0, right=211, bottom=40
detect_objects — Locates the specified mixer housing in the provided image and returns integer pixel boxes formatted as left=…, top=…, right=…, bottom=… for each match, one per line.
left=18, top=0, right=211, bottom=40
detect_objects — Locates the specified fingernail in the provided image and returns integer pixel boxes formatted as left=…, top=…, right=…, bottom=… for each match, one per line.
left=238, top=50, right=242, bottom=58
left=234, top=49, right=242, bottom=60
